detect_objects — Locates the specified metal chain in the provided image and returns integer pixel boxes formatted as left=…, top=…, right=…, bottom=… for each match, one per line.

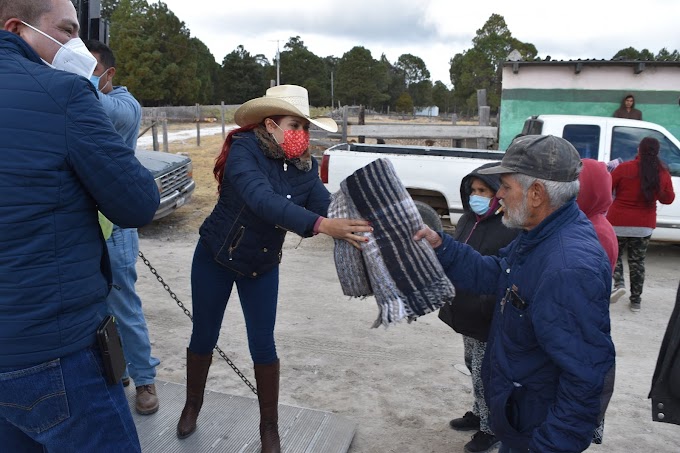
left=138, top=250, right=257, bottom=395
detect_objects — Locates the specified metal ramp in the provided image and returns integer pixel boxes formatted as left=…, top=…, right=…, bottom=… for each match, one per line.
left=126, top=380, right=356, bottom=453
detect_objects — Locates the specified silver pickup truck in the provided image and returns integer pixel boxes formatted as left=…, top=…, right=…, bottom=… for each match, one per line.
left=135, top=150, right=196, bottom=220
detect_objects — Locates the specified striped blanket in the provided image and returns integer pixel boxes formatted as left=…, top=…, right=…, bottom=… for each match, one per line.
left=328, top=158, right=456, bottom=327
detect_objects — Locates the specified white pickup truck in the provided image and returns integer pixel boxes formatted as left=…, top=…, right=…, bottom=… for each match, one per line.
left=321, top=114, right=680, bottom=242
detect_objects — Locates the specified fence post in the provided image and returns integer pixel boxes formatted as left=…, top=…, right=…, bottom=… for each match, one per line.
left=195, top=103, right=201, bottom=147
left=452, top=113, right=464, bottom=148
left=358, top=105, right=365, bottom=143
left=151, top=108, right=159, bottom=151
left=220, top=101, right=226, bottom=140
left=477, top=106, right=490, bottom=150
left=160, top=111, right=168, bottom=152
left=341, top=105, right=348, bottom=143
left=477, top=89, right=490, bottom=150
left=477, top=89, right=487, bottom=110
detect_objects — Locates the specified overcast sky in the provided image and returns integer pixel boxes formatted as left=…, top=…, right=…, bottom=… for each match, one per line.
left=159, top=0, right=679, bottom=87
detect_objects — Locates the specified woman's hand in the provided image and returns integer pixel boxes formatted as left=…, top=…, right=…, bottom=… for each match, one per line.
left=413, top=225, right=442, bottom=249
left=318, top=218, right=372, bottom=249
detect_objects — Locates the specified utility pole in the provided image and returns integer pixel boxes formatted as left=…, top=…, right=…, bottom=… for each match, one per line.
left=276, top=40, right=280, bottom=86
left=269, top=39, right=282, bottom=86
left=331, top=71, right=334, bottom=109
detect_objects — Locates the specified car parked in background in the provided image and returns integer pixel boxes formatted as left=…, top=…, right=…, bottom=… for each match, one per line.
left=135, top=150, right=195, bottom=220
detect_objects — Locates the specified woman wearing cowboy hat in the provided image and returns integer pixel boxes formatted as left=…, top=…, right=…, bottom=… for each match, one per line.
left=176, top=85, right=371, bottom=452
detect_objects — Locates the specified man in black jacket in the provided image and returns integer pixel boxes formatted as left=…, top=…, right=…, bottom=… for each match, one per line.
left=650, top=280, right=680, bottom=425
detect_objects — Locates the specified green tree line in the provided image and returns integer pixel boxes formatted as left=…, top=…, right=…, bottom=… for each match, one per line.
left=100, top=1, right=679, bottom=112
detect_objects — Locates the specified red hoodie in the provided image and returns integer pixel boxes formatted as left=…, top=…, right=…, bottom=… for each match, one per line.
left=576, top=159, right=618, bottom=270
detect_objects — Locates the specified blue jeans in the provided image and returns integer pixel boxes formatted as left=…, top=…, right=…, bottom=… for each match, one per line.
left=190, top=241, right=279, bottom=364
left=106, top=226, right=159, bottom=386
left=0, top=347, right=141, bottom=452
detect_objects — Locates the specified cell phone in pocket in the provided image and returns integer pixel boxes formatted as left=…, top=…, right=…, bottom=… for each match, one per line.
left=96, top=315, right=127, bottom=385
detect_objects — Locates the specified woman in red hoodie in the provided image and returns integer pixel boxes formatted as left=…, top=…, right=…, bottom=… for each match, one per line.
left=576, top=159, right=618, bottom=271
left=607, top=137, right=675, bottom=312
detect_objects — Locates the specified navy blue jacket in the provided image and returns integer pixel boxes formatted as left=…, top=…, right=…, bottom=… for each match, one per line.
left=199, top=131, right=329, bottom=277
left=436, top=200, right=616, bottom=452
left=0, top=31, right=159, bottom=368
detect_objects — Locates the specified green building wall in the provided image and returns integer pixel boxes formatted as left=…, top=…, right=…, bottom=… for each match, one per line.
left=499, top=88, right=680, bottom=150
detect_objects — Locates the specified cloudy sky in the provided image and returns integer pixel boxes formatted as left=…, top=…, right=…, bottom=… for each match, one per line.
left=159, top=0, right=679, bottom=86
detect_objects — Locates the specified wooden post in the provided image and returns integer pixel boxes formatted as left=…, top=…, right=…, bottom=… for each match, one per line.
left=477, top=106, right=491, bottom=150
left=195, top=103, right=201, bottom=147
left=161, top=111, right=168, bottom=152
left=220, top=101, right=226, bottom=139
left=451, top=113, right=463, bottom=148
left=341, top=105, right=348, bottom=143
left=151, top=108, right=159, bottom=151
left=477, top=89, right=487, bottom=109
left=476, top=90, right=489, bottom=149
left=358, top=105, right=365, bottom=143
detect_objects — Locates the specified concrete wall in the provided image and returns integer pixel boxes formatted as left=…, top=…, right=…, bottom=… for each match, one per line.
left=500, top=64, right=680, bottom=150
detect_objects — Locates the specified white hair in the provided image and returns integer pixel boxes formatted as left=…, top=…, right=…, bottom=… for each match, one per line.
left=513, top=174, right=580, bottom=209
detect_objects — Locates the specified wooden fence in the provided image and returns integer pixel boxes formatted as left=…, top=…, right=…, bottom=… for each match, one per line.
left=139, top=90, right=497, bottom=152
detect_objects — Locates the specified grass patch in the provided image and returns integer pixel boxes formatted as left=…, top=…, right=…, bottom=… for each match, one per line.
left=139, top=134, right=223, bottom=238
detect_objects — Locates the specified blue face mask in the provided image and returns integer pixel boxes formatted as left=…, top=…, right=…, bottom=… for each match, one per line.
left=89, top=69, right=110, bottom=91
left=89, top=73, right=101, bottom=89
left=469, top=195, right=492, bottom=215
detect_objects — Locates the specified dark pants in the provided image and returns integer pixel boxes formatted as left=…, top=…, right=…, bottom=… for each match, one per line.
left=189, top=241, right=279, bottom=364
left=613, top=235, right=651, bottom=304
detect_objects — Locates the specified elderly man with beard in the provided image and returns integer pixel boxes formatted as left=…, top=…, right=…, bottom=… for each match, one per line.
left=415, top=135, right=616, bottom=453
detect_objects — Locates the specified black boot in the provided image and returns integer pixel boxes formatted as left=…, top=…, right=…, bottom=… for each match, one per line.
left=464, top=431, right=500, bottom=453
left=177, top=348, right=212, bottom=439
left=254, top=360, right=281, bottom=453
left=449, top=411, right=480, bottom=431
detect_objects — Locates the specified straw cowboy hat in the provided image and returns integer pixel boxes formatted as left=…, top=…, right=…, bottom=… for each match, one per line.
left=234, top=85, right=338, bottom=132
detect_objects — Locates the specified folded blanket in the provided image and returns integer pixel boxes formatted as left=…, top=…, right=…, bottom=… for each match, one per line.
left=328, top=158, right=456, bottom=327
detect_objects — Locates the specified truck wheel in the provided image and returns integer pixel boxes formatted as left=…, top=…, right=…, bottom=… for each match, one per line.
left=414, top=201, right=443, bottom=231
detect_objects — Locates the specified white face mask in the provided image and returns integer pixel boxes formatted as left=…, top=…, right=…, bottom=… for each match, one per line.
left=21, top=21, right=97, bottom=79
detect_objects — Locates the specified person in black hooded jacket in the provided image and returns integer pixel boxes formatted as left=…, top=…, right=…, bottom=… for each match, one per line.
left=649, top=280, right=680, bottom=426
left=439, top=162, right=519, bottom=453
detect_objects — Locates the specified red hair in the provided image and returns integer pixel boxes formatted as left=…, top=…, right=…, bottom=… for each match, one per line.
left=214, top=116, right=284, bottom=192
left=213, top=125, right=258, bottom=192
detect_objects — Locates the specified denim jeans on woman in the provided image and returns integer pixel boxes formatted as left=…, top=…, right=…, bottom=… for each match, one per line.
left=106, top=225, right=160, bottom=385
left=0, top=347, right=141, bottom=452
left=189, top=240, right=279, bottom=364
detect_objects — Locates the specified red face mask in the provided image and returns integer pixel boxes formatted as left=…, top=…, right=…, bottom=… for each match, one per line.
left=278, top=127, right=310, bottom=159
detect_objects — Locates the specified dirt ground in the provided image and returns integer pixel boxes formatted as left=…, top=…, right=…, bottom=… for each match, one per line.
left=135, top=231, right=680, bottom=453
left=133, top=125, right=679, bottom=452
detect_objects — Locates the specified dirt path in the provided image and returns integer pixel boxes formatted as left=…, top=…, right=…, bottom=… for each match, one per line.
left=135, top=227, right=679, bottom=452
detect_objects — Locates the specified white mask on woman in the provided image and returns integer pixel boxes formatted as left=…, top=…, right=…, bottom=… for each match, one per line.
left=21, top=21, right=97, bottom=79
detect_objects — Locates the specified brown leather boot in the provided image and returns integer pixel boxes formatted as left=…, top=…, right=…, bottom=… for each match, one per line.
left=254, top=360, right=281, bottom=453
left=135, top=383, right=159, bottom=415
left=177, top=348, right=212, bottom=439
